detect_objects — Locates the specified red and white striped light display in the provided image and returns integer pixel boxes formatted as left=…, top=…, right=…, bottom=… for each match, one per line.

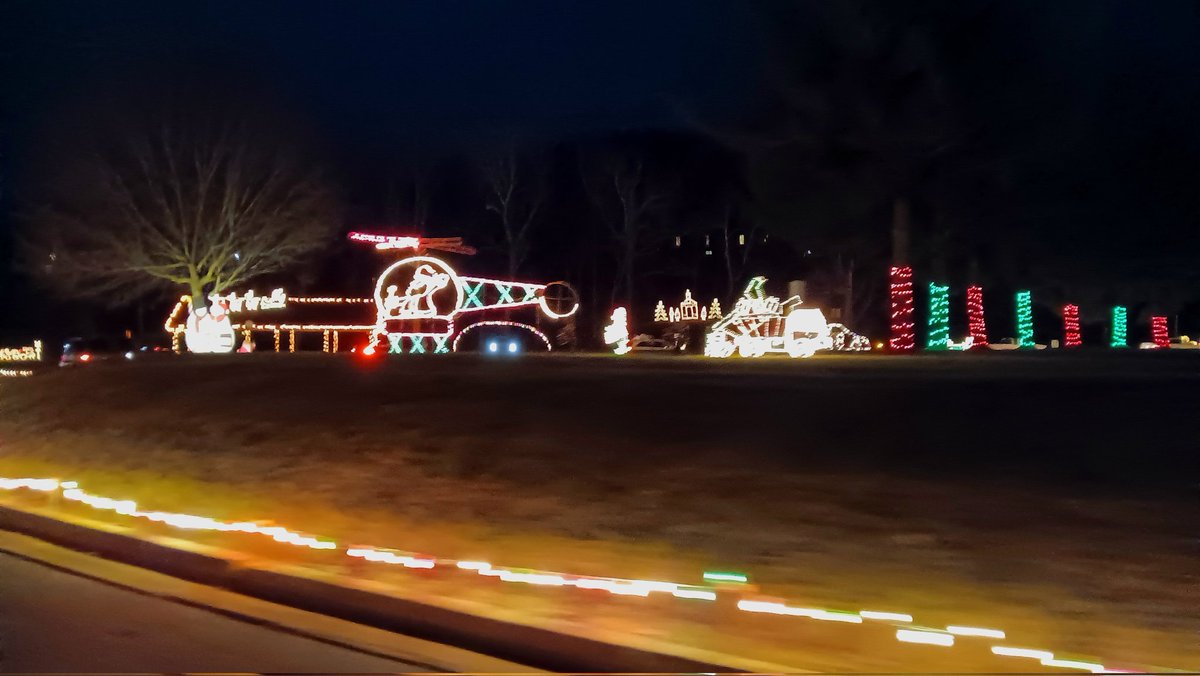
left=1062, top=304, right=1081, bottom=348
left=1151, top=315, right=1169, bottom=348
left=889, top=266, right=915, bottom=352
left=966, top=285, right=987, bottom=347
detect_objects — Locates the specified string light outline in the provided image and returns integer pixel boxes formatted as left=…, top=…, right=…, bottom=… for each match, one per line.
left=451, top=321, right=552, bottom=352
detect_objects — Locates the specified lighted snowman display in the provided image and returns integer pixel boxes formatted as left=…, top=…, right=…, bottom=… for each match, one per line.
left=185, top=298, right=237, bottom=353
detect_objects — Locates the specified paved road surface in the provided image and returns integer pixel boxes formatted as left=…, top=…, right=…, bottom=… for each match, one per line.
left=0, top=552, right=430, bottom=673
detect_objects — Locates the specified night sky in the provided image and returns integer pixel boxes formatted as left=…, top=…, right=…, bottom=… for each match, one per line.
left=1, top=1, right=761, bottom=150
left=3, top=0, right=1200, bottom=338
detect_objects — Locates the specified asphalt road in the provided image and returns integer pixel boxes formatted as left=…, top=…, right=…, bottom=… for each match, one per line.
left=0, top=552, right=429, bottom=673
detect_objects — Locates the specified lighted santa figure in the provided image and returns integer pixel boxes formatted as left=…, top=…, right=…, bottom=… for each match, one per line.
left=603, top=307, right=631, bottom=355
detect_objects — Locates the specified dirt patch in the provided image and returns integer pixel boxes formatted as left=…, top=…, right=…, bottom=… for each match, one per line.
left=1, top=352, right=1197, bottom=669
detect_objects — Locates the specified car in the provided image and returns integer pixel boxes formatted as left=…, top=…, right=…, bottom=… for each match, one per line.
left=1138, top=337, right=1199, bottom=350
left=987, top=337, right=1046, bottom=351
left=60, top=337, right=138, bottom=366
left=629, top=334, right=677, bottom=352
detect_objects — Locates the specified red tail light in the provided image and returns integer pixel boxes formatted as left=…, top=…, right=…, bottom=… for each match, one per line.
left=78, top=353, right=92, bottom=362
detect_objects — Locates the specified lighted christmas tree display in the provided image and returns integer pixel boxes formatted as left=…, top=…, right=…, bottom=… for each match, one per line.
left=1063, top=304, right=1081, bottom=347
left=1015, top=291, right=1034, bottom=348
left=1151, top=315, right=1169, bottom=348
left=653, top=300, right=668, bottom=323
left=1110, top=306, right=1127, bottom=347
left=889, top=266, right=915, bottom=352
left=966, top=285, right=988, bottom=346
left=708, top=298, right=722, bottom=320
left=926, top=282, right=950, bottom=350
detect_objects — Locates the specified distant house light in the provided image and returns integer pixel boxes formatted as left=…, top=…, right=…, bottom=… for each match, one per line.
left=704, top=235, right=711, bottom=247
left=674, top=235, right=681, bottom=248
left=738, top=234, right=745, bottom=246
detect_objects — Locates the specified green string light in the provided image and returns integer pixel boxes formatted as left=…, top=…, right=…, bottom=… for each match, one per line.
left=926, top=282, right=950, bottom=350
left=1111, top=306, right=1127, bottom=348
left=1015, top=291, right=1034, bottom=348
left=703, top=571, right=749, bottom=583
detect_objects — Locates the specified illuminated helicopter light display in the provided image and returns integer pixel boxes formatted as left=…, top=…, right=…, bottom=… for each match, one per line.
left=164, top=234, right=578, bottom=353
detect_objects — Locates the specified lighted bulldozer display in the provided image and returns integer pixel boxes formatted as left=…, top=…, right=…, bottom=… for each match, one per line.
left=704, top=277, right=870, bottom=358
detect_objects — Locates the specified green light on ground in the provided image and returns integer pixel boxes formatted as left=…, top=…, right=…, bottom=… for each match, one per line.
left=703, top=571, right=749, bottom=583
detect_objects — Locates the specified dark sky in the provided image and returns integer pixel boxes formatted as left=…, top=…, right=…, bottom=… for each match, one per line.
left=1, top=0, right=762, bottom=154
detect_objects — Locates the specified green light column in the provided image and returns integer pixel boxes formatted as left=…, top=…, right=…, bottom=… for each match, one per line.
left=926, top=282, right=950, bottom=350
left=1016, top=291, right=1034, bottom=348
left=1111, top=306, right=1127, bottom=348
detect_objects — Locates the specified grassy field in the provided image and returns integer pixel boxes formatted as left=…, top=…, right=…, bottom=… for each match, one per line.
left=0, top=351, right=1197, bottom=669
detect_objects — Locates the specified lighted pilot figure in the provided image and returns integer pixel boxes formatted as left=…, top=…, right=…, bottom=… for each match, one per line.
left=390, top=264, right=450, bottom=317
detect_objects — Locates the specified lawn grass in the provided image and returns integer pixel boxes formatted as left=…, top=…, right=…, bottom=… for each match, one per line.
left=0, top=351, right=1197, bottom=669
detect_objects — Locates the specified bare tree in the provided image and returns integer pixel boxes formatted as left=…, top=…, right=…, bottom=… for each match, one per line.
left=480, top=145, right=545, bottom=278
left=580, top=148, right=669, bottom=306
left=385, top=163, right=432, bottom=234
left=717, top=198, right=762, bottom=299
left=22, top=92, right=337, bottom=309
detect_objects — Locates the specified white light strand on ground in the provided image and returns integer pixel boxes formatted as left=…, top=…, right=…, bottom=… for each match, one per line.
left=947, top=624, right=1005, bottom=638
left=990, top=646, right=1113, bottom=673
left=0, top=478, right=338, bottom=550
left=860, top=610, right=915, bottom=622
left=897, top=629, right=955, bottom=647
left=0, top=478, right=60, bottom=491
left=0, top=476, right=1125, bottom=672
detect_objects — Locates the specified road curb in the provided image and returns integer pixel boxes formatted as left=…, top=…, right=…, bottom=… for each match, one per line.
left=0, top=502, right=233, bottom=584
left=0, top=501, right=743, bottom=672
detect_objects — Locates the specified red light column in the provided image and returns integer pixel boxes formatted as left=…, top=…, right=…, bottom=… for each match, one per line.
left=1063, top=304, right=1081, bottom=347
left=967, top=285, right=987, bottom=347
left=889, top=266, right=915, bottom=352
left=1151, top=315, right=1169, bottom=348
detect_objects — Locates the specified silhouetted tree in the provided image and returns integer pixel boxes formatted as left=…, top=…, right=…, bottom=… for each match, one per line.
left=480, top=143, right=546, bottom=278
left=745, top=1, right=963, bottom=266
left=579, top=146, right=671, bottom=306
left=22, top=84, right=337, bottom=308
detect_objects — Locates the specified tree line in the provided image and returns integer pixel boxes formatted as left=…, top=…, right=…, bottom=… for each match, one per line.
left=18, top=0, right=1200, bottom=339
